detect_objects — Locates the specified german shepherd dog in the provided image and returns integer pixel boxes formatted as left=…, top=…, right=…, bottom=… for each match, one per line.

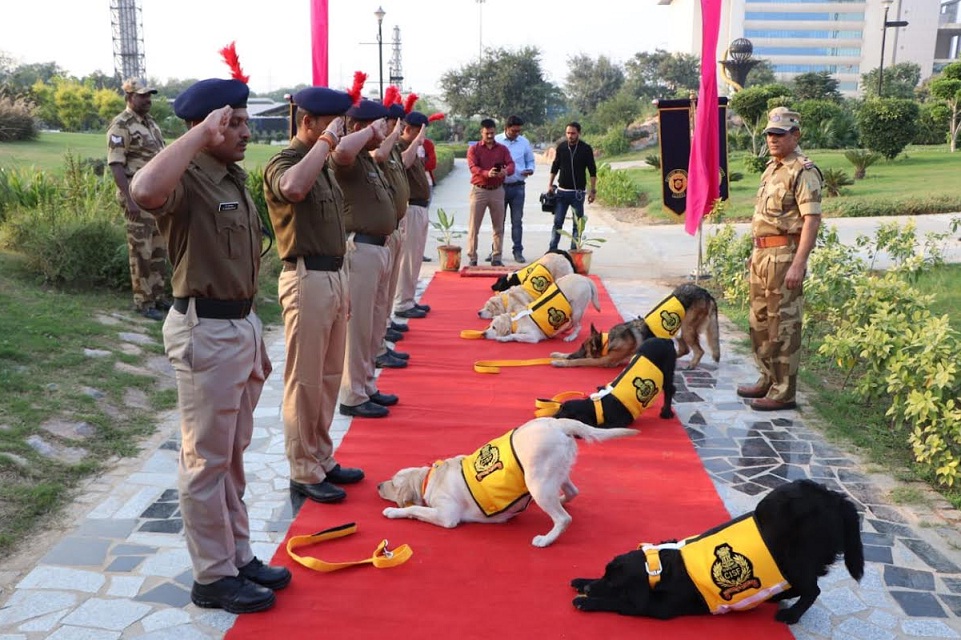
left=491, top=250, right=576, bottom=292
left=552, top=283, right=720, bottom=370
left=552, top=337, right=677, bottom=428
left=570, top=479, right=864, bottom=625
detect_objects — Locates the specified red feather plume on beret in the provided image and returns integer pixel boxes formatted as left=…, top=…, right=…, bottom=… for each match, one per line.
left=383, top=85, right=401, bottom=107
left=428, top=113, right=445, bottom=122
left=403, top=93, right=419, bottom=114
left=348, top=72, right=367, bottom=106
left=219, top=42, right=249, bottom=84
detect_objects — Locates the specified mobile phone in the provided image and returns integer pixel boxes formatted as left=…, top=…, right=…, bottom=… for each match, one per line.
left=494, top=163, right=504, bottom=171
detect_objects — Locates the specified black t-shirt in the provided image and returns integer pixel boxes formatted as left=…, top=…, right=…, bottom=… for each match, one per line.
left=550, top=141, right=597, bottom=190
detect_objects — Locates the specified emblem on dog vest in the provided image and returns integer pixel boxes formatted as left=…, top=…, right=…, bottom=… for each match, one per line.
left=461, top=429, right=531, bottom=517
left=517, top=263, right=554, bottom=298
left=592, top=354, right=663, bottom=420
left=643, top=514, right=789, bottom=614
left=644, top=295, right=686, bottom=338
left=524, top=283, right=573, bottom=337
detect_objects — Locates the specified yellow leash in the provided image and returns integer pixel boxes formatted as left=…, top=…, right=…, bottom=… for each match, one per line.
left=534, top=391, right=588, bottom=417
left=460, top=328, right=486, bottom=339
left=473, top=357, right=554, bottom=374
left=286, top=522, right=413, bottom=572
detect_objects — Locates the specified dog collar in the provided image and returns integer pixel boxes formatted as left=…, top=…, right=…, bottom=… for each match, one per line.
left=286, top=522, right=413, bottom=572
left=419, top=460, right=444, bottom=507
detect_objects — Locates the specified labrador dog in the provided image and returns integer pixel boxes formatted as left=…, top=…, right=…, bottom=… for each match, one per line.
left=491, top=250, right=575, bottom=292
left=478, top=284, right=536, bottom=319
left=483, top=274, right=600, bottom=343
left=551, top=337, right=677, bottom=428
left=551, top=284, right=720, bottom=369
left=378, top=417, right=638, bottom=547
left=571, top=479, right=864, bottom=625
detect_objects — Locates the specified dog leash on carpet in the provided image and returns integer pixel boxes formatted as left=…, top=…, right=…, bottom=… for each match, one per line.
left=286, top=522, right=413, bottom=572
left=534, top=391, right=589, bottom=417
left=472, top=357, right=555, bottom=374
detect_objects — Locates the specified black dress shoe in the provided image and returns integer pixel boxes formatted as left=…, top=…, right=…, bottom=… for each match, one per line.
left=491, top=259, right=504, bottom=267
left=414, top=303, right=431, bottom=312
left=191, top=576, right=275, bottom=614
left=484, top=253, right=492, bottom=262
left=385, top=328, right=404, bottom=343
left=326, top=464, right=365, bottom=484
left=375, top=353, right=408, bottom=369
left=468, top=259, right=477, bottom=267
left=369, top=391, right=399, bottom=406
left=390, top=321, right=409, bottom=333
left=422, top=255, right=432, bottom=262
left=238, top=557, right=292, bottom=590
left=339, top=401, right=389, bottom=418
left=394, top=307, right=427, bottom=319
left=385, top=348, right=409, bottom=360
left=290, top=479, right=347, bottom=503
left=514, top=253, right=526, bottom=263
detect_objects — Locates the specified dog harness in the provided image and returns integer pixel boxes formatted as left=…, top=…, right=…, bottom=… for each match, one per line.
left=516, top=263, right=554, bottom=298
left=644, top=294, right=686, bottom=338
left=460, top=429, right=532, bottom=517
left=460, top=283, right=572, bottom=341
left=639, top=513, right=790, bottom=614
left=286, top=522, right=413, bottom=572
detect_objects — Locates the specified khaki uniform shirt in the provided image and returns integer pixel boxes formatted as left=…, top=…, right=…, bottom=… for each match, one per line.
left=378, top=144, right=410, bottom=222
left=142, top=152, right=261, bottom=300
left=264, top=138, right=347, bottom=261
left=751, top=149, right=822, bottom=237
left=106, top=108, right=165, bottom=175
left=400, top=139, right=431, bottom=202
left=333, top=152, right=396, bottom=236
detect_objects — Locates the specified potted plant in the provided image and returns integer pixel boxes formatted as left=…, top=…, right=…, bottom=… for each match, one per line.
left=429, top=207, right=464, bottom=272
left=558, top=215, right=606, bottom=275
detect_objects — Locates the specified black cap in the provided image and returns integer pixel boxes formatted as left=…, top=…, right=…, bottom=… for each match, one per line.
left=386, top=103, right=406, bottom=120
left=346, top=99, right=389, bottom=121
left=174, top=79, right=249, bottom=121
left=405, top=111, right=428, bottom=127
left=292, top=87, right=353, bottom=115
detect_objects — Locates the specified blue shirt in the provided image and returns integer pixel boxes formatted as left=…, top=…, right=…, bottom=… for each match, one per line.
left=494, top=132, right=535, bottom=185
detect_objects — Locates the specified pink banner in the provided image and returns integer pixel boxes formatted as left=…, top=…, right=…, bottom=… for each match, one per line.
left=685, top=0, right=722, bottom=236
left=310, top=0, right=329, bottom=86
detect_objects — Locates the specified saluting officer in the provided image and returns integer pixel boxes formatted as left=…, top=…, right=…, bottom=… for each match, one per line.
left=264, top=87, right=368, bottom=505
left=107, top=77, right=169, bottom=320
left=737, top=107, right=822, bottom=412
left=130, top=77, right=289, bottom=614
left=393, top=111, right=431, bottom=319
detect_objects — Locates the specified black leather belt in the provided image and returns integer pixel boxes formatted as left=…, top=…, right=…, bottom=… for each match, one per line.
left=408, top=199, right=429, bottom=207
left=283, top=255, right=344, bottom=272
left=475, top=184, right=500, bottom=190
left=173, top=297, right=253, bottom=319
left=353, top=233, right=387, bottom=246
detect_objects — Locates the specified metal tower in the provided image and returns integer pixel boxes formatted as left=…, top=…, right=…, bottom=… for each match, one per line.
left=388, top=26, right=404, bottom=90
left=110, top=0, right=146, bottom=81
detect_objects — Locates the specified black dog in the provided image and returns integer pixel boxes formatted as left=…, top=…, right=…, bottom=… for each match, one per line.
left=491, top=250, right=575, bottom=292
left=553, top=337, right=677, bottom=428
left=571, top=479, right=864, bottom=625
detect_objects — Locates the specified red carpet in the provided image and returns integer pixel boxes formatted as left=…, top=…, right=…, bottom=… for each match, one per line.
left=228, top=272, right=794, bottom=640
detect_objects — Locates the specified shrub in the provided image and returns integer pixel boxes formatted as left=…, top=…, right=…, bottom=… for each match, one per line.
left=595, top=163, right=647, bottom=208
left=0, top=96, right=37, bottom=142
left=821, top=168, right=854, bottom=197
left=705, top=223, right=752, bottom=307
left=913, top=101, right=952, bottom=145
left=843, top=149, right=881, bottom=180
left=822, top=195, right=961, bottom=218
left=856, top=98, right=920, bottom=160
left=596, top=127, right=630, bottom=156
left=743, top=154, right=767, bottom=173
left=644, top=153, right=660, bottom=169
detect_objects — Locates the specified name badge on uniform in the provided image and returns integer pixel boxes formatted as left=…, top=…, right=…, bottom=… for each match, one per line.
left=219, top=202, right=239, bottom=212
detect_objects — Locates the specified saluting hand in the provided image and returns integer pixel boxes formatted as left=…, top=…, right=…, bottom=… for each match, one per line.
left=199, top=106, right=232, bottom=147
left=328, top=116, right=345, bottom=136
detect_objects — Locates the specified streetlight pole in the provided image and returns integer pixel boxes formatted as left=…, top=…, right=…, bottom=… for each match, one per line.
left=375, top=6, right=386, bottom=100
left=877, top=0, right=909, bottom=97
left=477, top=0, right=485, bottom=61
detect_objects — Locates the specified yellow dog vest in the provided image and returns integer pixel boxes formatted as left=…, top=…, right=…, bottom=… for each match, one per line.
left=644, top=295, right=686, bottom=339
left=518, top=283, right=573, bottom=338
left=641, top=514, right=790, bottom=614
left=591, top=353, right=663, bottom=420
left=517, top=263, right=554, bottom=298
left=460, top=429, right=531, bottom=517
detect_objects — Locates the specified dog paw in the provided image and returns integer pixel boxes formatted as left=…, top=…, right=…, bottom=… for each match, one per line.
left=572, top=595, right=591, bottom=610
left=570, top=578, right=592, bottom=593
left=383, top=507, right=404, bottom=519
left=532, top=534, right=555, bottom=547
left=775, top=608, right=802, bottom=625
left=659, top=408, right=674, bottom=419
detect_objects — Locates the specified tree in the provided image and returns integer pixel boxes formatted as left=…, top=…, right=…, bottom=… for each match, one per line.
left=624, top=49, right=700, bottom=101
left=29, top=79, right=59, bottom=128
left=928, top=61, right=961, bottom=152
left=564, top=54, right=624, bottom=115
left=93, top=88, right=124, bottom=125
left=860, top=62, right=921, bottom=99
left=792, top=71, right=842, bottom=102
left=591, top=89, right=646, bottom=133
left=439, top=46, right=554, bottom=124
left=856, top=98, right=919, bottom=159
left=744, top=59, right=776, bottom=88
left=53, top=79, right=95, bottom=131
left=729, top=83, right=792, bottom=155
left=0, top=59, right=66, bottom=94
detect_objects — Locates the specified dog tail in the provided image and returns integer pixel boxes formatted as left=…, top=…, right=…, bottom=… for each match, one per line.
left=841, top=497, right=865, bottom=581
left=588, top=278, right=601, bottom=312
left=552, top=418, right=638, bottom=442
left=706, top=295, right=721, bottom=363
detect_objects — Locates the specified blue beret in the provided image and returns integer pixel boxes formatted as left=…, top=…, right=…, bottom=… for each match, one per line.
left=405, top=111, right=428, bottom=127
left=386, top=103, right=406, bottom=120
left=174, top=79, right=249, bottom=121
left=346, top=99, right=388, bottom=121
left=293, top=87, right=353, bottom=116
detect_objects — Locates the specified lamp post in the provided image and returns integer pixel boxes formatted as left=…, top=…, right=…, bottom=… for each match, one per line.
left=877, top=0, right=909, bottom=97
left=375, top=6, right=386, bottom=100
left=476, top=0, right=485, bottom=61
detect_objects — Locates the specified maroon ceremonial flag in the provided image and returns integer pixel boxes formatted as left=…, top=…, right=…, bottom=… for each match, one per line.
left=310, top=0, right=329, bottom=86
left=685, top=0, right=722, bottom=236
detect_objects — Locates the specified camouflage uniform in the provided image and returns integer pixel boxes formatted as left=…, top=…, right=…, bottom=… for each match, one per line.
left=107, top=107, right=167, bottom=310
left=748, top=148, right=822, bottom=403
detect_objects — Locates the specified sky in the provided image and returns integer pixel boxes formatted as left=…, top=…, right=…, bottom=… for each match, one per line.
left=0, top=0, right=677, bottom=98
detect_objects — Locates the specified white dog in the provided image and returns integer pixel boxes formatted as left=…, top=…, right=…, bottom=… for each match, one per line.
left=378, top=418, right=638, bottom=547
left=478, top=284, right=536, bottom=319
left=483, top=274, right=600, bottom=343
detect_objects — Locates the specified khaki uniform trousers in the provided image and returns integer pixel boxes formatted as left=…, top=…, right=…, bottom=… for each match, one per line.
left=278, top=258, right=348, bottom=484
left=339, top=238, right=391, bottom=407
left=163, top=301, right=267, bottom=584
left=379, top=228, right=404, bottom=358
left=124, top=205, right=168, bottom=310
left=394, top=204, right=428, bottom=313
left=748, top=246, right=804, bottom=402
left=466, top=186, right=506, bottom=262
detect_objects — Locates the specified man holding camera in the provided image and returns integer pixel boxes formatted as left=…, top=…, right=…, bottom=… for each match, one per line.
left=465, top=118, right=514, bottom=267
